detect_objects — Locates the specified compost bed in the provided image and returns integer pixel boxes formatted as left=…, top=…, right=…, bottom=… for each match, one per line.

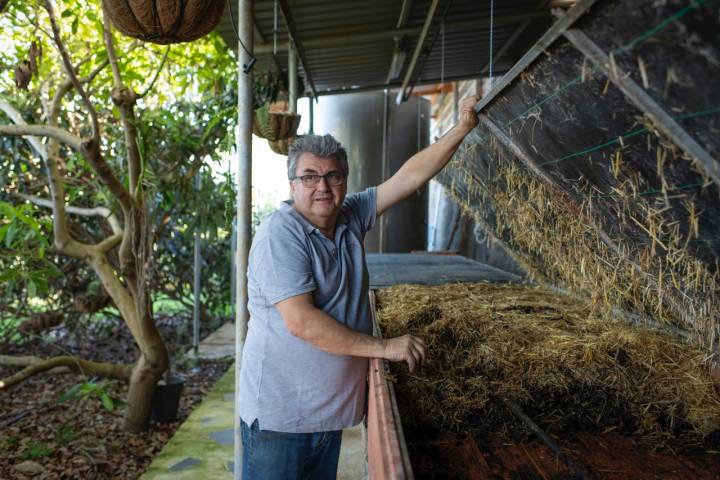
left=375, top=283, right=720, bottom=479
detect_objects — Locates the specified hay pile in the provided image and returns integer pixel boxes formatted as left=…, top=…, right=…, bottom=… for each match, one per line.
left=376, top=282, right=720, bottom=446
left=441, top=131, right=720, bottom=350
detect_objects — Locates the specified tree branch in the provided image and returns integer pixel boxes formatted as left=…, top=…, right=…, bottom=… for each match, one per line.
left=0, top=99, right=47, bottom=160
left=0, top=123, right=81, bottom=151
left=87, top=255, right=142, bottom=340
left=0, top=355, right=70, bottom=374
left=45, top=0, right=100, bottom=143
left=138, top=46, right=170, bottom=99
left=95, top=232, right=123, bottom=253
left=0, top=356, right=132, bottom=389
left=15, top=192, right=123, bottom=235
left=102, top=13, right=142, bottom=197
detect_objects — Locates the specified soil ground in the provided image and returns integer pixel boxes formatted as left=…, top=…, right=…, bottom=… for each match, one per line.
left=0, top=313, right=231, bottom=479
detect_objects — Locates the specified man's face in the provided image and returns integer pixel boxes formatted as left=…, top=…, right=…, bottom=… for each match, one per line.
left=290, top=153, right=347, bottom=225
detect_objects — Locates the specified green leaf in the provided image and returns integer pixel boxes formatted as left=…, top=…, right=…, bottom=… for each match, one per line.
left=5, top=224, right=16, bottom=247
left=71, top=17, right=79, bottom=35
left=58, top=383, right=83, bottom=403
left=60, top=9, right=73, bottom=17
left=100, top=391, right=115, bottom=411
left=26, top=279, right=36, bottom=298
left=0, top=202, right=15, bottom=220
left=0, top=269, right=17, bottom=282
left=14, top=208, right=40, bottom=231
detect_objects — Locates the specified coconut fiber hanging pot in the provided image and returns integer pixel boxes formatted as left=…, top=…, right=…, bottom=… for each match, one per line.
left=102, top=0, right=226, bottom=44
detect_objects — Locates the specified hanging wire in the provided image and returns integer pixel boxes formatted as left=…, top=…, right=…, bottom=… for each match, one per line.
left=440, top=20, right=445, bottom=86
left=273, top=0, right=278, bottom=56
left=488, top=0, right=494, bottom=88
left=226, top=0, right=257, bottom=73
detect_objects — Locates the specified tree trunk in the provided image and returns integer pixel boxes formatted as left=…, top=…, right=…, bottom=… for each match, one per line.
left=123, top=310, right=169, bottom=432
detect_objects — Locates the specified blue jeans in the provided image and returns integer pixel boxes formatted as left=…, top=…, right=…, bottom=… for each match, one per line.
left=241, top=419, right=343, bottom=480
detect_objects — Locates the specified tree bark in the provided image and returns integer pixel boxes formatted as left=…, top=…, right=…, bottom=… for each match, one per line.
left=0, top=356, right=132, bottom=388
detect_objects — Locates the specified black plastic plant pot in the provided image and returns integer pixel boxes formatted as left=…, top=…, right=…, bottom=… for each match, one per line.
left=150, top=375, right=185, bottom=423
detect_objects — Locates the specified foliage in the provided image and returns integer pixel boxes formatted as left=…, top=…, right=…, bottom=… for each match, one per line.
left=253, top=70, right=285, bottom=109
left=59, top=379, right=122, bottom=412
left=19, top=441, right=53, bottom=460
left=0, top=0, right=239, bottom=341
left=54, top=425, right=76, bottom=446
left=0, top=435, right=20, bottom=452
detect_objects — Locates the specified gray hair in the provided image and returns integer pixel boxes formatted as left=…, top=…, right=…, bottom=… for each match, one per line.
left=287, top=134, right=349, bottom=179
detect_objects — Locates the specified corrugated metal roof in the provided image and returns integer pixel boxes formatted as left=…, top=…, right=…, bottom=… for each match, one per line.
left=215, top=0, right=554, bottom=97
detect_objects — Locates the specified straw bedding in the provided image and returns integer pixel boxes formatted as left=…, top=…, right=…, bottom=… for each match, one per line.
left=376, top=282, right=720, bottom=447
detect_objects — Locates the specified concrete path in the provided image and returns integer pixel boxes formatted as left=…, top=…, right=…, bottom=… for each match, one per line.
left=141, top=324, right=367, bottom=479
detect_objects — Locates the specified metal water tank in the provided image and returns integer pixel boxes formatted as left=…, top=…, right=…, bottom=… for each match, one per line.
left=313, top=91, right=430, bottom=253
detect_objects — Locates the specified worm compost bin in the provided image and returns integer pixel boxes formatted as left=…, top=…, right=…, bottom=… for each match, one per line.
left=376, top=283, right=720, bottom=479
left=369, top=0, right=720, bottom=476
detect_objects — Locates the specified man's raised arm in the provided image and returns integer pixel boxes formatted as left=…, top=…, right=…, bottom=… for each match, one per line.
left=376, top=95, right=480, bottom=217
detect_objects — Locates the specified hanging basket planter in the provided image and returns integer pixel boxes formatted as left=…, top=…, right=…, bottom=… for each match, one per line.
left=253, top=107, right=301, bottom=142
left=268, top=136, right=296, bottom=156
left=102, top=0, right=226, bottom=45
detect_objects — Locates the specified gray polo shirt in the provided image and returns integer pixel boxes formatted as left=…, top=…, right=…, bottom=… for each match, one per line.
left=238, top=187, right=376, bottom=433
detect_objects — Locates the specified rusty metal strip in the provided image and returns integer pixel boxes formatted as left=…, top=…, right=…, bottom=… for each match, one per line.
left=367, top=290, right=414, bottom=479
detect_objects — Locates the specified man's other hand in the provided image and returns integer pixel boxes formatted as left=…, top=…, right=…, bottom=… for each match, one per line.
left=460, top=95, right=480, bottom=131
left=382, top=335, right=427, bottom=372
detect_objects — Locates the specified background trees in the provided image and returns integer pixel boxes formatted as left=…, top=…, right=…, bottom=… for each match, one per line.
left=0, top=0, right=237, bottom=431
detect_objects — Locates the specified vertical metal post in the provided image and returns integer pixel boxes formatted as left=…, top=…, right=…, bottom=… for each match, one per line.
left=192, top=169, right=201, bottom=354
left=235, top=0, right=253, bottom=477
left=308, top=95, right=314, bottom=134
left=379, top=89, right=390, bottom=253
left=230, top=219, right=237, bottom=309
left=288, top=42, right=297, bottom=114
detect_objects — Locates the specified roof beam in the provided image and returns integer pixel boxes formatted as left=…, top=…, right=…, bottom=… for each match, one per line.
left=396, top=0, right=441, bottom=104
left=563, top=27, right=720, bottom=186
left=252, top=12, right=550, bottom=54
left=313, top=68, right=515, bottom=97
left=385, top=0, right=414, bottom=83
left=277, top=0, right=317, bottom=97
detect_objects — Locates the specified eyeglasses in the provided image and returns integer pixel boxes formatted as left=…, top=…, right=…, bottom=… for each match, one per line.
left=291, top=171, right=346, bottom=188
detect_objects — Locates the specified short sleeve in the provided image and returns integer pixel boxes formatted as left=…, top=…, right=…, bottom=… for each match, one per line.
left=342, top=187, right=377, bottom=236
left=249, top=220, right=316, bottom=305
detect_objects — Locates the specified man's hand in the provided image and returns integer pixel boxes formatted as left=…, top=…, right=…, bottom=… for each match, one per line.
left=459, top=95, right=480, bottom=131
left=382, top=335, right=427, bottom=372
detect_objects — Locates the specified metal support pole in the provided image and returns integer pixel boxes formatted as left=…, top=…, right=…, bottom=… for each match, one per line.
left=192, top=170, right=202, bottom=354
left=288, top=42, right=298, bottom=114
left=234, top=0, right=253, bottom=477
left=308, top=94, right=314, bottom=134
left=379, top=89, right=390, bottom=253
left=230, top=218, right=237, bottom=310
left=396, top=0, right=440, bottom=104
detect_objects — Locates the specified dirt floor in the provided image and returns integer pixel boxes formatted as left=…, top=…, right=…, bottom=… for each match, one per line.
left=0, top=314, right=231, bottom=479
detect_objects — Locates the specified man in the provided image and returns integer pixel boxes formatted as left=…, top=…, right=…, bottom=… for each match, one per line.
left=239, top=95, right=480, bottom=479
